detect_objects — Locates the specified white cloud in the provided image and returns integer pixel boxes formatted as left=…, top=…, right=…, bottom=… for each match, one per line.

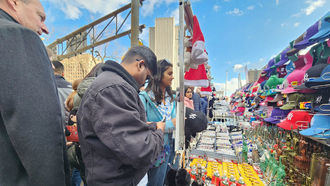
left=294, top=22, right=300, bottom=27
left=247, top=6, right=255, bottom=10
left=226, top=8, right=244, bottom=16
left=141, top=0, right=180, bottom=17
left=45, top=0, right=130, bottom=19
left=234, top=64, right=244, bottom=71
left=304, top=0, right=325, bottom=15
left=214, top=78, right=247, bottom=96
left=213, top=5, right=220, bottom=12
left=292, top=0, right=325, bottom=17
left=170, top=7, right=179, bottom=25
left=276, top=0, right=279, bottom=6
left=140, top=28, right=149, bottom=46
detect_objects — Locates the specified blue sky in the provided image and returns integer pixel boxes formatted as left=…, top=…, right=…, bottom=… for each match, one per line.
left=41, top=0, right=329, bottom=95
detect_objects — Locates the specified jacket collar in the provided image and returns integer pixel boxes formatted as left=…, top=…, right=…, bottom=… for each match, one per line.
left=102, top=60, right=140, bottom=93
left=0, top=9, right=19, bottom=23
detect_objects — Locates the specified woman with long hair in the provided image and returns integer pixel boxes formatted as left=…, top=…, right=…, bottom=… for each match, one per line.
left=184, top=86, right=194, bottom=110
left=139, top=59, right=176, bottom=186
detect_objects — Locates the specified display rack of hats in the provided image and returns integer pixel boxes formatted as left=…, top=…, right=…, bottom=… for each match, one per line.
left=228, top=11, right=330, bottom=185
left=230, top=11, right=330, bottom=145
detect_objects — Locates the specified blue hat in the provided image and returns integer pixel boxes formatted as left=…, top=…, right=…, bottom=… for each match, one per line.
left=285, top=61, right=295, bottom=78
left=309, top=11, right=330, bottom=43
left=315, top=103, right=330, bottom=114
left=305, top=64, right=330, bottom=88
left=310, top=130, right=330, bottom=139
left=300, top=114, right=330, bottom=137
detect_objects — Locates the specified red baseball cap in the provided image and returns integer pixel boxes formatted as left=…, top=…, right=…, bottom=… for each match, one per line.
left=277, top=110, right=313, bottom=130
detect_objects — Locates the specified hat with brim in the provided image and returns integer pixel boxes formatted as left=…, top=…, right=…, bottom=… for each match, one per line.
left=282, top=87, right=298, bottom=94
left=277, top=110, right=312, bottom=130
left=264, top=108, right=290, bottom=124
left=280, top=101, right=296, bottom=110
left=264, top=59, right=276, bottom=72
left=315, top=104, right=330, bottom=114
left=300, top=114, right=330, bottom=136
left=310, top=130, right=330, bottom=139
left=294, top=21, right=319, bottom=49
left=309, top=13, right=330, bottom=43
left=277, top=120, right=296, bottom=130
left=305, top=65, right=330, bottom=88
left=269, top=93, right=284, bottom=103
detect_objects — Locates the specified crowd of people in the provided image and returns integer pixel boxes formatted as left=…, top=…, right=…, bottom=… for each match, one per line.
left=0, top=0, right=212, bottom=185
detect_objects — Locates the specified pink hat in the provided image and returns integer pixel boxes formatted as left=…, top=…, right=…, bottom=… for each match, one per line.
left=265, top=96, right=274, bottom=102
left=282, top=53, right=313, bottom=94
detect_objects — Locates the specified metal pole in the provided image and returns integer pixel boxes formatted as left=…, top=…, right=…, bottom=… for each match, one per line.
left=175, top=0, right=185, bottom=151
left=131, top=0, right=139, bottom=47
left=225, top=70, right=228, bottom=97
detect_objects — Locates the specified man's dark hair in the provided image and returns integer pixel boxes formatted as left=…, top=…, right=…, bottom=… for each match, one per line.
left=122, top=46, right=157, bottom=76
left=52, top=60, right=64, bottom=74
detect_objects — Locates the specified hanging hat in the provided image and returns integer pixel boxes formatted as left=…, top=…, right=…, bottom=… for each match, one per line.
left=295, top=63, right=328, bottom=90
left=305, top=64, right=330, bottom=88
left=200, top=86, right=212, bottom=95
left=268, top=93, right=284, bottom=103
left=275, top=47, right=291, bottom=67
left=190, top=16, right=208, bottom=67
left=299, top=114, right=330, bottom=138
left=282, top=54, right=313, bottom=94
left=294, top=21, right=320, bottom=49
left=184, top=64, right=209, bottom=87
left=313, top=89, right=330, bottom=114
left=309, top=41, right=330, bottom=66
left=264, top=107, right=291, bottom=124
left=277, top=110, right=313, bottom=130
left=309, top=12, right=330, bottom=43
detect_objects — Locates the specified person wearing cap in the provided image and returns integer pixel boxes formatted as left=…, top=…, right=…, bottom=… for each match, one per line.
left=0, top=0, right=69, bottom=185
left=77, top=46, right=165, bottom=186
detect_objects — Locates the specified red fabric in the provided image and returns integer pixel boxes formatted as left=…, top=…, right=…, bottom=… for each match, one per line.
left=192, top=16, right=205, bottom=44
left=201, top=86, right=212, bottom=92
left=184, top=64, right=209, bottom=87
left=66, top=125, right=79, bottom=142
left=277, top=110, right=313, bottom=130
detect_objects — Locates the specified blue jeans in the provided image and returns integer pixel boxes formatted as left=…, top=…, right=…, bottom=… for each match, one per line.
left=147, top=138, right=174, bottom=186
left=71, top=168, right=82, bottom=186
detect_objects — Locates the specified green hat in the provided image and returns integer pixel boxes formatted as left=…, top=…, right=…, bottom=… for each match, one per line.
left=280, top=93, right=300, bottom=110
left=280, top=93, right=313, bottom=110
left=264, top=75, right=285, bottom=90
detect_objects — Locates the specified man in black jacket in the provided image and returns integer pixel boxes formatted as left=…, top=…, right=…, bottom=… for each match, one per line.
left=77, top=46, right=165, bottom=185
left=0, top=0, right=69, bottom=185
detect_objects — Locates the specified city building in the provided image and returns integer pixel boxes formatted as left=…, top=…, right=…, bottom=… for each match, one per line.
left=149, top=17, right=180, bottom=90
left=61, top=53, right=101, bottom=83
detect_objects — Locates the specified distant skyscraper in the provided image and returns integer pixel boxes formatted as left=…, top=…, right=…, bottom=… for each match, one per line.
left=149, top=17, right=180, bottom=90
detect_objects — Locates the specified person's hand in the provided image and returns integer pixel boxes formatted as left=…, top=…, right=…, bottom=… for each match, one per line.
left=156, top=121, right=165, bottom=132
left=66, top=142, right=73, bottom=146
left=172, top=118, right=176, bottom=127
